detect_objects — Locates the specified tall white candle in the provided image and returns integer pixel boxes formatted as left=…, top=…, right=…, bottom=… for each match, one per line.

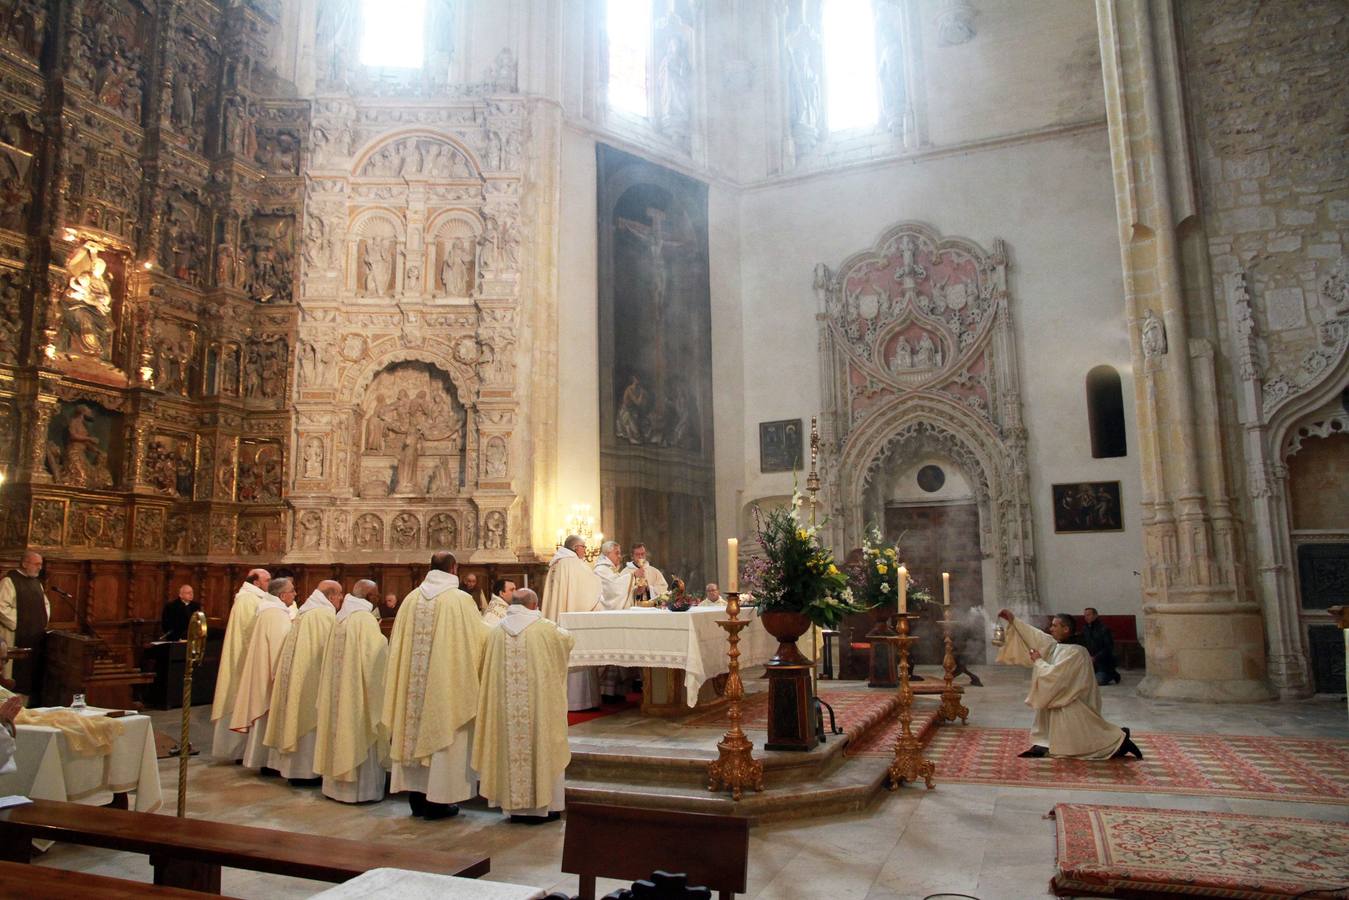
left=942, top=572, right=950, bottom=606
left=727, top=538, right=739, bottom=593
left=898, top=565, right=908, bottom=614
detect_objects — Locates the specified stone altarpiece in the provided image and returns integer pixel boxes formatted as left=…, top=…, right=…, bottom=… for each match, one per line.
left=0, top=0, right=303, bottom=602
left=814, top=221, right=1039, bottom=615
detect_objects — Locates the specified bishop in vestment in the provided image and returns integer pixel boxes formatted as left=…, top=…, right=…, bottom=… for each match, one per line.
left=315, top=579, right=389, bottom=804
left=595, top=541, right=638, bottom=700
left=622, top=542, right=669, bottom=602
left=264, top=580, right=341, bottom=783
left=472, top=588, right=572, bottom=824
left=210, top=569, right=271, bottom=761
left=541, top=536, right=603, bottom=711
left=382, top=552, right=487, bottom=819
left=230, top=576, right=297, bottom=770
left=996, top=609, right=1142, bottom=760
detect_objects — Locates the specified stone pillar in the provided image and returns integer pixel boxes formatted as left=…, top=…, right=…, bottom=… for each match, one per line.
left=1095, top=0, right=1271, bottom=701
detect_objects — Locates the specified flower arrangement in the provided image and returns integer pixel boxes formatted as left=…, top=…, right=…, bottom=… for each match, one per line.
left=741, top=491, right=869, bottom=629
left=849, top=525, right=933, bottom=612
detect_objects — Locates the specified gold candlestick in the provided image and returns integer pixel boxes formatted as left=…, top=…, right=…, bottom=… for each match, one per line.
left=938, top=607, right=969, bottom=725
left=707, top=593, right=764, bottom=801
left=177, top=610, right=208, bottom=817
left=887, top=614, right=935, bottom=790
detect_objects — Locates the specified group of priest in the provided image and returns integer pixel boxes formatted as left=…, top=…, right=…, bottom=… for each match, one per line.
left=207, top=552, right=573, bottom=823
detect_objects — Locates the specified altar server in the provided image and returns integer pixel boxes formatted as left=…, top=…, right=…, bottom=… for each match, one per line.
left=542, top=536, right=603, bottom=710
left=230, top=576, right=297, bottom=770
left=383, top=552, right=487, bottom=820
left=473, top=588, right=572, bottom=824
left=483, top=579, right=514, bottom=626
left=211, top=568, right=271, bottom=761
left=995, top=609, right=1142, bottom=760
left=264, top=579, right=341, bottom=784
left=623, top=543, right=669, bottom=603
left=315, top=579, right=389, bottom=804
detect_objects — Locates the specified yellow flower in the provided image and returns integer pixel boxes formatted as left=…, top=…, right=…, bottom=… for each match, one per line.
left=797, top=529, right=808, bottom=541
left=827, top=564, right=839, bottom=575
left=877, top=564, right=888, bottom=575
left=885, top=548, right=897, bottom=558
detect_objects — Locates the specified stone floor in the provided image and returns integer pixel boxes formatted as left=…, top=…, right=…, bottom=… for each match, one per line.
left=35, top=665, right=1349, bottom=900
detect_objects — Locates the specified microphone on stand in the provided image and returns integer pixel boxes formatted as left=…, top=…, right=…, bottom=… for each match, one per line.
left=45, top=585, right=98, bottom=639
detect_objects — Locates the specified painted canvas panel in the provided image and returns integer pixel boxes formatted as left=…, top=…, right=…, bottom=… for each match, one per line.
left=1052, top=481, right=1123, bottom=533
left=598, top=144, right=715, bottom=588
left=759, top=419, right=803, bottom=473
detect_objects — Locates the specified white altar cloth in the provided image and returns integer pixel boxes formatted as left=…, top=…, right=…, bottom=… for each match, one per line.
left=316, top=868, right=545, bottom=899
left=0, top=708, right=162, bottom=812
left=559, top=607, right=789, bottom=707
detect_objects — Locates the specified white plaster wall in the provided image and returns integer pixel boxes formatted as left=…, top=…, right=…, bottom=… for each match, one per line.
left=736, top=127, right=1144, bottom=619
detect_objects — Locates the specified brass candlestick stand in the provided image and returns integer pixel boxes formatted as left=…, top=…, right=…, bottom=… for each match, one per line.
left=938, top=607, right=969, bottom=725
left=886, top=613, right=934, bottom=790
left=707, top=593, right=764, bottom=801
left=177, top=610, right=207, bottom=818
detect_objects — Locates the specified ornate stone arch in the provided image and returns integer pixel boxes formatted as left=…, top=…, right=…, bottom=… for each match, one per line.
left=350, top=129, right=486, bottom=180
left=817, top=221, right=1038, bottom=612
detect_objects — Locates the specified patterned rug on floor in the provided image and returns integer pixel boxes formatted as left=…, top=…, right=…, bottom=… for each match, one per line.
left=681, top=689, right=900, bottom=743
left=1050, top=803, right=1349, bottom=899
left=842, top=704, right=942, bottom=757
left=878, top=725, right=1349, bottom=804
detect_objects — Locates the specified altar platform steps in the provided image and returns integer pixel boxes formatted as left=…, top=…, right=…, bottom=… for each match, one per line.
left=563, top=696, right=943, bottom=823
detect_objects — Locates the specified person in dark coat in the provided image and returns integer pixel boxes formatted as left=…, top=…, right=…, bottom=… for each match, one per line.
left=1081, top=607, right=1121, bottom=685
left=160, top=584, right=202, bottom=641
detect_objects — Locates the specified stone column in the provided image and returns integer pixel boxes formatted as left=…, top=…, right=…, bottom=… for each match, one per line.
left=1095, top=0, right=1271, bottom=701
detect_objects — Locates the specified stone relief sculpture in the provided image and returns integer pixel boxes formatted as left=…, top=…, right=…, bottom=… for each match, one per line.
left=45, top=402, right=116, bottom=488
left=60, top=242, right=116, bottom=360
left=301, top=436, right=324, bottom=479
left=427, top=512, right=457, bottom=548
left=1141, top=309, right=1168, bottom=358
left=237, top=441, right=283, bottom=502
left=936, top=0, right=977, bottom=46
left=358, top=362, right=465, bottom=498
left=296, top=510, right=322, bottom=549
left=143, top=435, right=194, bottom=498
left=785, top=7, right=824, bottom=150
left=353, top=512, right=383, bottom=549
left=484, top=436, right=507, bottom=478
left=391, top=512, right=420, bottom=549
left=437, top=237, right=475, bottom=296
left=483, top=510, right=506, bottom=550
left=876, top=6, right=912, bottom=137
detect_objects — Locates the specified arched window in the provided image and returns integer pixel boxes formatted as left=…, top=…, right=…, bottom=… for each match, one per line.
left=606, top=0, right=653, bottom=117
left=1086, top=365, right=1128, bottom=459
left=822, top=0, right=880, bottom=132
left=360, top=0, right=426, bottom=69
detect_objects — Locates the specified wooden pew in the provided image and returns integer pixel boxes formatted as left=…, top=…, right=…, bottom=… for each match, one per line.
left=562, top=802, right=748, bottom=900
left=0, top=799, right=490, bottom=893
left=0, top=859, right=212, bottom=898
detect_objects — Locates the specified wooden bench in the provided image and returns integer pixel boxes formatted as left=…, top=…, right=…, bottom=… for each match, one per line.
left=562, top=802, right=748, bottom=900
left=0, top=859, right=213, bottom=898
left=0, top=799, right=490, bottom=893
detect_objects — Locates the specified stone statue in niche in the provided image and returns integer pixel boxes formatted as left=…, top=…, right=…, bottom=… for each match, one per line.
left=391, top=512, right=419, bottom=549
left=61, top=242, right=115, bottom=360
left=353, top=513, right=383, bottom=549
left=237, top=442, right=282, bottom=502
left=359, top=362, right=465, bottom=498
left=656, top=32, right=692, bottom=139
left=143, top=435, right=194, bottom=498
left=915, top=333, right=941, bottom=368
left=427, top=513, right=456, bottom=548
left=244, top=215, right=294, bottom=304
left=892, top=336, right=912, bottom=370
left=484, top=437, right=507, bottom=478
left=166, top=514, right=189, bottom=555
left=244, top=338, right=288, bottom=401
left=45, top=403, right=115, bottom=488
left=296, top=510, right=322, bottom=549
left=1141, top=309, right=1167, bottom=358
left=483, top=47, right=517, bottom=92
left=0, top=275, right=23, bottom=365
left=483, top=511, right=506, bottom=550
left=877, top=13, right=909, bottom=136
left=361, top=238, right=393, bottom=297
left=170, top=61, right=197, bottom=131
left=302, top=436, right=324, bottom=479
left=330, top=511, right=349, bottom=550
left=438, top=238, right=474, bottom=296
left=785, top=9, right=823, bottom=149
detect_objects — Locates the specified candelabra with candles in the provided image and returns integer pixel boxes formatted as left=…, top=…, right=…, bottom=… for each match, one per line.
left=806, top=417, right=822, bottom=694
left=555, top=504, right=603, bottom=564
left=885, top=566, right=935, bottom=790
left=706, top=589, right=764, bottom=801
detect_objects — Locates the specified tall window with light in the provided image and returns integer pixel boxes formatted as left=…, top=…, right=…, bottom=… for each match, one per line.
left=360, top=0, right=426, bottom=69
left=822, top=0, right=880, bottom=132
left=606, top=0, right=653, bottom=117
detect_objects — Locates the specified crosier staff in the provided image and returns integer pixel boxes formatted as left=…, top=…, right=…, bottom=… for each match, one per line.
left=178, top=610, right=208, bottom=817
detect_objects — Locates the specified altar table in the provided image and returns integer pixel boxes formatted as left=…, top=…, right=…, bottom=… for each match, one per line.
left=0, top=708, right=162, bottom=813
left=559, top=607, right=791, bottom=715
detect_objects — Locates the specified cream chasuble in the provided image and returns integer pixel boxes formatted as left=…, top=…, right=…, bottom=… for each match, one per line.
left=315, top=595, right=389, bottom=804
left=472, top=606, right=573, bottom=816
left=594, top=557, right=635, bottom=610
left=997, top=618, right=1125, bottom=760
left=382, top=570, right=487, bottom=805
left=264, top=591, right=337, bottom=778
left=230, top=597, right=293, bottom=767
left=210, top=581, right=268, bottom=759
left=482, top=595, right=510, bottom=627
left=622, top=561, right=669, bottom=600
left=541, top=549, right=603, bottom=710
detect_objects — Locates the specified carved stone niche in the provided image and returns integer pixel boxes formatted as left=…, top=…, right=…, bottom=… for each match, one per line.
left=54, top=238, right=130, bottom=373
left=348, top=212, right=403, bottom=299
left=427, top=211, right=480, bottom=300
left=357, top=361, right=466, bottom=499
left=44, top=400, right=121, bottom=490
left=236, top=439, right=283, bottom=503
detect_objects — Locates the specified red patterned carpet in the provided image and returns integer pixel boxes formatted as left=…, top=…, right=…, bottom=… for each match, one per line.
left=681, top=689, right=900, bottom=744
left=904, top=726, right=1349, bottom=804
left=1050, top=802, right=1349, bottom=899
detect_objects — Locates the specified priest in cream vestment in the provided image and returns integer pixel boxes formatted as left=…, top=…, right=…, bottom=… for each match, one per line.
left=595, top=542, right=639, bottom=699
left=264, top=580, right=341, bottom=783
left=315, top=579, right=389, bottom=804
left=482, top=579, right=514, bottom=627
left=382, top=552, right=488, bottom=819
left=210, top=569, right=270, bottom=761
left=622, top=543, right=669, bottom=602
left=996, top=609, right=1142, bottom=760
left=541, top=536, right=603, bottom=711
left=472, top=588, right=572, bottom=823
left=230, top=577, right=297, bottom=769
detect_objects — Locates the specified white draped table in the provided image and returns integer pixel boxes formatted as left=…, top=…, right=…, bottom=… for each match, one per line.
left=0, top=708, right=163, bottom=812
left=559, top=607, right=791, bottom=713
